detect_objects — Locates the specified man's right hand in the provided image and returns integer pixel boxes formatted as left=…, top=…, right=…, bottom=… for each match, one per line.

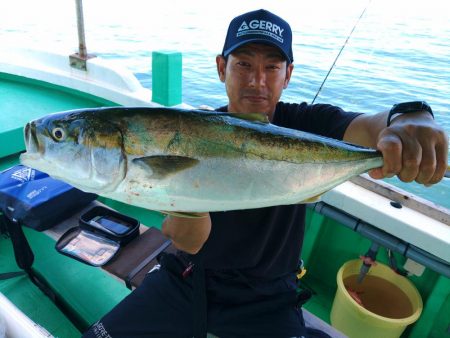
left=161, top=213, right=211, bottom=254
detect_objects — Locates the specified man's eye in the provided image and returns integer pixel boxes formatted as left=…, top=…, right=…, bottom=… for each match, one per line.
left=237, top=61, right=250, bottom=67
left=267, top=65, right=281, bottom=70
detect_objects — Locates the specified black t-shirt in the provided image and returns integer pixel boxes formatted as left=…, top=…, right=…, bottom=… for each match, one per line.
left=200, top=102, right=361, bottom=280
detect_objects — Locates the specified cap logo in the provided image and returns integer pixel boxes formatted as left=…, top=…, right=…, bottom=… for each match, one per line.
left=237, top=20, right=284, bottom=43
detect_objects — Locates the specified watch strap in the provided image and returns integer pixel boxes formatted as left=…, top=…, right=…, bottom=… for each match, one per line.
left=387, top=101, right=434, bottom=126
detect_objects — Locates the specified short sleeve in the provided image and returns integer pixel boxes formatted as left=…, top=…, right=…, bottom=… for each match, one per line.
left=273, top=102, right=362, bottom=140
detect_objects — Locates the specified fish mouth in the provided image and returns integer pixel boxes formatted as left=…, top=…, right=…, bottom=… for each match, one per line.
left=24, top=121, right=41, bottom=154
left=21, top=121, right=45, bottom=167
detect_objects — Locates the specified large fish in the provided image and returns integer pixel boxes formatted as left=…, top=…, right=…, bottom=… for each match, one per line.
left=20, top=107, right=384, bottom=213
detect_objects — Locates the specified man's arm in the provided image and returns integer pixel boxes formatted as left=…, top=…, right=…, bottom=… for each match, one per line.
left=343, top=110, right=448, bottom=185
left=161, top=213, right=211, bottom=254
left=162, top=108, right=448, bottom=253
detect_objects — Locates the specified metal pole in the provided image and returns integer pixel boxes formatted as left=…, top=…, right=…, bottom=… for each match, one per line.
left=70, top=0, right=94, bottom=70
left=75, top=0, right=87, bottom=58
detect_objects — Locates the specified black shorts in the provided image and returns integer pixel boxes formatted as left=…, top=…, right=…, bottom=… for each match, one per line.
left=83, top=253, right=331, bottom=338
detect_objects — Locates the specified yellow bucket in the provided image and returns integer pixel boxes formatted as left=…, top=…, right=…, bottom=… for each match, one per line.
left=330, top=259, right=422, bottom=338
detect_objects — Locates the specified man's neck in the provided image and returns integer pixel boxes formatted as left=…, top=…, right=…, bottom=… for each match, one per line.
left=226, top=104, right=275, bottom=122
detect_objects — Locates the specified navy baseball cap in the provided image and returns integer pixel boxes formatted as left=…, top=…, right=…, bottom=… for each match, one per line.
left=222, top=9, right=293, bottom=63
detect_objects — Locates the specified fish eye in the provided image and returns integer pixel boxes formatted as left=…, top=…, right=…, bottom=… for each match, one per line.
left=51, top=127, right=66, bottom=141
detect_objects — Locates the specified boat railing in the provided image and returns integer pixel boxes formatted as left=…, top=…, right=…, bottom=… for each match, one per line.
left=69, top=0, right=95, bottom=71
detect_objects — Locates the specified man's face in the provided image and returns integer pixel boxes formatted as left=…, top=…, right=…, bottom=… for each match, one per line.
left=216, top=43, right=293, bottom=119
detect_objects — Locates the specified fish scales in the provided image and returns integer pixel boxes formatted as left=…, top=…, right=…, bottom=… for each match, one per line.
left=20, top=107, right=384, bottom=212
left=112, top=108, right=374, bottom=163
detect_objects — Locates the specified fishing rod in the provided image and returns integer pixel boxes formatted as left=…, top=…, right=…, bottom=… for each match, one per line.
left=312, top=1, right=372, bottom=104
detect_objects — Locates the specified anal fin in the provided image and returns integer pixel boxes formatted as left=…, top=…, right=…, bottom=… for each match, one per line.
left=160, top=211, right=206, bottom=219
left=298, top=194, right=323, bottom=204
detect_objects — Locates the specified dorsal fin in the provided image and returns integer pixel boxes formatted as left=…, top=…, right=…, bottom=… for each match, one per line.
left=229, top=113, right=270, bottom=123
left=197, top=109, right=269, bottom=123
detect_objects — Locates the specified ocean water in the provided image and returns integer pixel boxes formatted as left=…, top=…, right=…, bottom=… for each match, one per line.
left=1, top=0, right=449, bottom=209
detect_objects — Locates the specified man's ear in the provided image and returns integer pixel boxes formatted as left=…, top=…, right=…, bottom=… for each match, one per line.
left=283, top=63, right=294, bottom=89
left=216, top=55, right=226, bottom=82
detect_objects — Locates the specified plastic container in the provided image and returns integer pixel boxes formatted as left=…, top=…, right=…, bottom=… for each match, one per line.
left=330, top=259, right=422, bottom=338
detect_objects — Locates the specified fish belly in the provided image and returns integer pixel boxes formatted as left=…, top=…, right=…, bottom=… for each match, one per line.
left=103, top=157, right=381, bottom=212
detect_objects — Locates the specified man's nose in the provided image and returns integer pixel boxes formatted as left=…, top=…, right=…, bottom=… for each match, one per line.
left=249, top=67, right=266, bottom=87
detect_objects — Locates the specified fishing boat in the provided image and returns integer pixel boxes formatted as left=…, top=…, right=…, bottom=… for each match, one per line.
left=1, top=3, right=449, bottom=338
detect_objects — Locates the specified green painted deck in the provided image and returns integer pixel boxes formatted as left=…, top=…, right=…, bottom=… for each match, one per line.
left=1, top=71, right=448, bottom=338
left=0, top=73, right=116, bottom=158
left=0, top=73, right=121, bottom=336
left=0, top=72, right=168, bottom=336
left=0, top=237, right=81, bottom=337
left=301, top=211, right=450, bottom=338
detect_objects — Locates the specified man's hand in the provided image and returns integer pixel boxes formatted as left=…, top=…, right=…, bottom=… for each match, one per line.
left=345, top=110, right=448, bottom=186
left=368, top=113, right=448, bottom=185
left=161, top=213, right=211, bottom=254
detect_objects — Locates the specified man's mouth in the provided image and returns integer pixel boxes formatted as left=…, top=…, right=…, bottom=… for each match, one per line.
left=242, top=95, right=268, bottom=103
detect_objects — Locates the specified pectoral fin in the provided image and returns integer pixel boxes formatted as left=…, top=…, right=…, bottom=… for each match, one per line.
left=132, top=155, right=199, bottom=179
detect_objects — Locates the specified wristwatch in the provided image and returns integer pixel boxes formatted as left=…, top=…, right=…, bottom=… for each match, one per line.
left=387, top=101, right=434, bottom=126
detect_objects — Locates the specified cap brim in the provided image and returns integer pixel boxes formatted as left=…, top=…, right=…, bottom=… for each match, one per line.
left=223, top=39, right=292, bottom=63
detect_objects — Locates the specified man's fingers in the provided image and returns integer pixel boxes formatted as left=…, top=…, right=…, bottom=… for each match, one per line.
left=374, top=118, right=448, bottom=185
left=376, top=133, right=402, bottom=178
left=413, top=138, right=437, bottom=184
left=368, top=168, right=384, bottom=179
left=419, top=129, right=448, bottom=185
left=426, top=143, right=449, bottom=185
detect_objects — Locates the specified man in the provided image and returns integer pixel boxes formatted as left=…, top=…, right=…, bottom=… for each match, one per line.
left=84, top=9, right=448, bottom=338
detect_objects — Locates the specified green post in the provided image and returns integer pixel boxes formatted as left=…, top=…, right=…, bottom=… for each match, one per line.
left=152, top=51, right=182, bottom=106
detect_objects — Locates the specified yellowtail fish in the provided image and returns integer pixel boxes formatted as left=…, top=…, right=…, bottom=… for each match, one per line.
left=20, top=107, right=384, bottom=213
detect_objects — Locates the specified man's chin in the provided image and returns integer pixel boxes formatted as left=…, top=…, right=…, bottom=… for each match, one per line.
left=240, top=102, right=273, bottom=115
